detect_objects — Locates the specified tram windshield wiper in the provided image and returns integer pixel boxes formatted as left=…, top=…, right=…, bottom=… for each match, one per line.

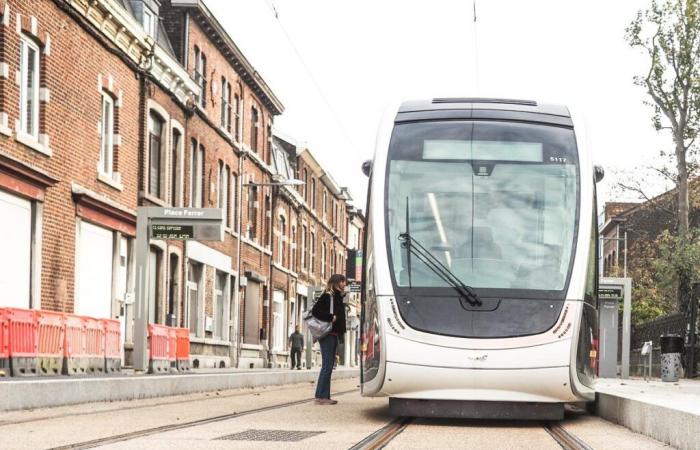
left=399, top=229, right=482, bottom=307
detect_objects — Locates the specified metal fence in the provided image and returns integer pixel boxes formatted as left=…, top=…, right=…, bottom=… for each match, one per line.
left=629, top=312, right=699, bottom=377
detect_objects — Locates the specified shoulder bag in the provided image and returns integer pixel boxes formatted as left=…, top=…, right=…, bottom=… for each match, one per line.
left=304, top=294, right=334, bottom=340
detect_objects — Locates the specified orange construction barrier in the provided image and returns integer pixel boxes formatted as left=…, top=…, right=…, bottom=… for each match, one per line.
left=175, top=328, right=191, bottom=372
left=102, top=319, right=121, bottom=374
left=167, top=327, right=177, bottom=372
left=84, top=317, right=105, bottom=375
left=37, top=310, right=65, bottom=375
left=148, top=323, right=170, bottom=374
left=4, top=308, right=38, bottom=377
left=0, top=309, right=9, bottom=376
left=63, top=314, right=86, bottom=375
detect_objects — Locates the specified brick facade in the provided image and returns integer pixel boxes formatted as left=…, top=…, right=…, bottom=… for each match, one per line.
left=0, top=0, right=363, bottom=370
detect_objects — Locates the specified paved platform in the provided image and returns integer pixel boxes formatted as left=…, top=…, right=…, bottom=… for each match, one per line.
left=595, top=377, right=700, bottom=450
left=0, top=367, right=359, bottom=412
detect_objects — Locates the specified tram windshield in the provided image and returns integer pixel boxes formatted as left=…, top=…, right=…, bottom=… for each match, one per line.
left=386, top=120, right=579, bottom=293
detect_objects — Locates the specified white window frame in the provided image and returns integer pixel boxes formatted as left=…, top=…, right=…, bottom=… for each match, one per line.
left=272, top=291, right=285, bottom=351
left=195, top=145, right=204, bottom=208
left=170, top=127, right=184, bottom=206
left=99, top=93, right=115, bottom=176
left=19, top=36, right=40, bottom=139
left=143, top=7, right=156, bottom=37
left=277, top=215, right=285, bottom=265
left=309, top=231, right=315, bottom=274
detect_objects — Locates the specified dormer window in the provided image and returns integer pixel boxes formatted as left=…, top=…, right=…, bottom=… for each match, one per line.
left=143, top=7, right=156, bottom=37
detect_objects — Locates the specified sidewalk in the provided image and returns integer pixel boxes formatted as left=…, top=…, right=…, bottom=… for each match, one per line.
left=0, top=366, right=359, bottom=413
left=595, top=377, right=700, bottom=450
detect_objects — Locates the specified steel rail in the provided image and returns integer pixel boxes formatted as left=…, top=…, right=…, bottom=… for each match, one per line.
left=544, top=422, right=593, bottom=450
left=348, top=417, right=413, bottom=450
left=48, top=389, right=358, bottom=450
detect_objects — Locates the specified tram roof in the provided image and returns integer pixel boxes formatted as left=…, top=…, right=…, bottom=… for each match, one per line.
left=396, top=98, right=573, bottom=126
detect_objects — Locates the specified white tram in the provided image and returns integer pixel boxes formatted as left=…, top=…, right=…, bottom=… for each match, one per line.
left=360, top=98, right=602, bottom=420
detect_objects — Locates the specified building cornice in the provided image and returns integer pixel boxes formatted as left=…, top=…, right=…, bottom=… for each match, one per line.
left=170, top=0, right=284, bottom=116
left=68, top=0, right=199, bottom=107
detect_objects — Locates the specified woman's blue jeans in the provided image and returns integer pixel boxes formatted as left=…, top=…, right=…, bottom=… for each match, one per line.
left=315, top=334, right=337, bottom=399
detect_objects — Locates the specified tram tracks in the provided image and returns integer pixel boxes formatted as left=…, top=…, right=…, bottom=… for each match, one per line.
left=47, top=389, right=359, bottom=450
left=349, top=418, right=594, bottom=450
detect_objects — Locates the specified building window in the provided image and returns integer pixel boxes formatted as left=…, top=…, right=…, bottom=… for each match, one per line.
left=189, top=140, right=196, bottom=207
left=322, top=190, right=327, bottom=220
left=234, top=94, right=241, bottom=142
left=189, top=140, right=204, bottom=207
left=264, top=195, right=271, bottom=247
left=272, top=290, right=286, bottom=351
left=167, top=253, right=179, bottom=326
left=301, top=225, right=307, bottom=270
left=19, top=36, right=40, bottom=139
left=250, top=106, right=259, bottom=151
left=193, top=46, right=206, bottom=107
left=0, top=191, right=38, bottom=309
left=302, top=169, right=308, bottom=200
left=225, top=165, right=232, bottom=228
left=214, top=271, right=226, bottom=339
left=198, top=145, right=205, bottom=206
left=171, top=129, right=182, bottom=206
left=311, top=178, right=316, bottom=209
left=99, top=93, right=115, bottom=176
left=266, top=123, right=272, bottom=165
left=148, top=246, right=163, bottom=323
left=148, top=111, right=165, bottom=198
left=217, top=160, right=225, bottom=210
left=291, top=225, right=297, bottom=272
left=321, top=243, right=326, bottom=279
left=187, top=261, right=203, bottom=336
left=278, top=215, right=285, bottom=265
left=230, top=172, right=237, bottom=229
left=248, top=185, right=258, bottom=240
left=220, top=77, right=231, bottom=133
left=143, top=7, right=156, bottom=37
left=309, top=231, right=315, bottom=275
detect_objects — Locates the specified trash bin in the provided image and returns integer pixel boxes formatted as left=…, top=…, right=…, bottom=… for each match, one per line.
left=660, top=334, right=683, bottom=382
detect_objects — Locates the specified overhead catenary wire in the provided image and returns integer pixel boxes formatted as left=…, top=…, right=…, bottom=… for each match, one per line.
left=473, top=0, right=480, bottom=93
left=264, top=0, right=357, bottom=151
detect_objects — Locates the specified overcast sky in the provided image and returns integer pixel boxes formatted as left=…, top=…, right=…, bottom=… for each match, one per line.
left=207, top=0, right=673, bottom=207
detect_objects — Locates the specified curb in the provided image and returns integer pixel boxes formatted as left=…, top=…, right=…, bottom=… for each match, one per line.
left=596, top=392, right=700, bottom=450
left=0, top=368, right=359, bottom=412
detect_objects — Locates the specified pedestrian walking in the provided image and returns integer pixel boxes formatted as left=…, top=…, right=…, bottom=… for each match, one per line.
left=289, top=325, right=304, bottom=370
left=311, top=274, right=347, bottom=405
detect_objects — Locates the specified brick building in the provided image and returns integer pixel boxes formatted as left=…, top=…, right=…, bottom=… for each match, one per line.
left=0, top=0, right=363, bottom=371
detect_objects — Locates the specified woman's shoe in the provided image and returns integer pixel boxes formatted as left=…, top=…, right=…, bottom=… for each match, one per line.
left=316, top=398, right=337, bottom=405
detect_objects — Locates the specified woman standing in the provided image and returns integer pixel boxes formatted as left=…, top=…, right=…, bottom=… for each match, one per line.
left=311, top=274, right=347, bottom=405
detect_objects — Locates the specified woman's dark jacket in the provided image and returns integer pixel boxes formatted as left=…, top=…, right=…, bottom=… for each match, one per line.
left=311, top=291, right=346, bottom=335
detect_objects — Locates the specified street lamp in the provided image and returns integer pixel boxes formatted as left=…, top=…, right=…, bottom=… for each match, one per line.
left=233, top=174, right=304, bottom=367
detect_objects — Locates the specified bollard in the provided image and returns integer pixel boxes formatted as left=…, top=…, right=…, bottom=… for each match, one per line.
left=641, top=340, right=653, bottom=381
left=660, top=334, right=683, bottom=382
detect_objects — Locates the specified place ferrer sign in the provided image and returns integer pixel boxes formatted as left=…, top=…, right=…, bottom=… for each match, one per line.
left=148, top=207, right=223, bottom=241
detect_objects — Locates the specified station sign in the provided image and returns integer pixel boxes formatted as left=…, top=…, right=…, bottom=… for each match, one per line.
left=599, top=286, right=623, bottom=300
left=148, top=207, right=223, bottom=241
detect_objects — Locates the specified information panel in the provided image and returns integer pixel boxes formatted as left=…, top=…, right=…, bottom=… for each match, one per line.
left=150, top=224, right=194, bottom=240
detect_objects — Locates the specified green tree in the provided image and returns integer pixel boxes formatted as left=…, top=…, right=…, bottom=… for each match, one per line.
left=626, top=0, right=700, bottom=312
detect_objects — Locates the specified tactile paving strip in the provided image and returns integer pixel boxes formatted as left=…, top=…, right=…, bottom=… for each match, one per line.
left=215, top=429, right=325, bottom=442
